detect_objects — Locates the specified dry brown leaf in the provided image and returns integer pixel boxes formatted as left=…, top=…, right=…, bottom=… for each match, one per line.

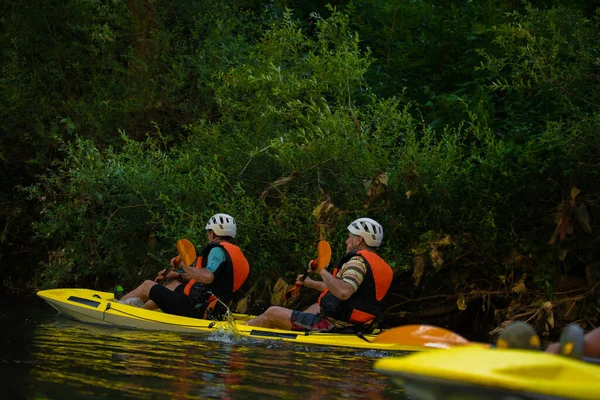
left=457, top=295, right=467, bottom=311
left=559, top=249, right=568, bottom=261
left=363, top=172, right=388, bottom=195
left=406, top=190, right=412, bottom=199
left=413, top=255, right=425, bottom=286
left=312, top=198, right=340, bottom=229
left=363, top=172, right=389, bottom=208
left=235, top=296, right=248, bottom=314
left=586, top=264, right=598, bottom=284
left=430, top=234, right=452, bottom=247
left=511, top=282, right=526, bottom=293
left=411, top=247, right=426, bottom=256
left=489, top=320, right=513, bottom=336
left=511, top=273, right=527, bottom=293
left=430, top=247, right=445, bottom=270
left=546, top=309, right=555, bottom=329
left=570, top=186, right=581, bottom=201
left=270, top=278, right=293, bottom=306
left=575, top=204, right=592, bottom=233
left=258, top=172, right=297, bottom=201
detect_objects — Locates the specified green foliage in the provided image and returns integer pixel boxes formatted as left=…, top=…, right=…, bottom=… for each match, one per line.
left=2, top=0, right=600, bottom=316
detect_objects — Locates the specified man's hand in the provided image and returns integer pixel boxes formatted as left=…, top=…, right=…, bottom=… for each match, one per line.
left=165, top=270, right=181, bottom=281
left=170, top=256, right=182, bottom=268
left=297, top=274, right=320, bottom=290
left=296, top=274, right=316, bottom=286
left=155, top=268, right=167, bottom=282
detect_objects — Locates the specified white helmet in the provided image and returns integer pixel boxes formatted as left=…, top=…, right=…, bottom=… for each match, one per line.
left=347, top=218, right=383, bottom=247
left=205, top=213, right=237, bottom=238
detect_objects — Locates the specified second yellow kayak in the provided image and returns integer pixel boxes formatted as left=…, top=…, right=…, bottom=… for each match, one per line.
left=374, top=346, right=600, bottom=400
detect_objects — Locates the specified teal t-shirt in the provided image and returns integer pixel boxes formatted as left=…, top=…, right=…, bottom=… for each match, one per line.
left=205, top=246, right=226, bottom=273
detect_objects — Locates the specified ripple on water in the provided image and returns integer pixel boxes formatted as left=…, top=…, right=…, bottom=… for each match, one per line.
left=15, top=312, right=406, bottom=399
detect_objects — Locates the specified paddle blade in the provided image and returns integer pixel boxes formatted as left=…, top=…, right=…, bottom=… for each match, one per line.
left=284, top=284, right=301, bottom=301
left=284, top=240, right=331, bottom=301
left=373, top=325, right=486, bottom=349
left=176, top=239, right=197, bottom=266
left=317, top=240, right=331, bottom=271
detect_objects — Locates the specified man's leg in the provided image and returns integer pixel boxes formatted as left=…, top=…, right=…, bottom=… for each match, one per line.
left=120, top=280, right=156, bottom=302
left=245, top=306, right=294, bottom=329
left=142, top=279, right=182, bottom=310
left=147, top=283, right=193, bottom=317
left=584, top=327, right=600, bottom=358
left=303, top=303, right=320, bottom=313
left=546, top=326, right=600, bottom=357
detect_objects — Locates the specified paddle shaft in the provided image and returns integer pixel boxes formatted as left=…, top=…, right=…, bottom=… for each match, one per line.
left=155, top=239, right=196, bottom=284
left=284, top=240, right=331, bottom=301
left=284, top=262, right=314, bottom=300
left=298, top=270, right=310, bottom=283
left=154, top=256, right=179, bottom=283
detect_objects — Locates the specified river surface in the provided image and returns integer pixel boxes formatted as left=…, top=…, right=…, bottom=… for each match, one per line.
left=1, top=295, right=407, bottom=399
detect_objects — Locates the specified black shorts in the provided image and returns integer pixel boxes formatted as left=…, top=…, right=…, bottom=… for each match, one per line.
left=149, top=283, right=204, bottom=318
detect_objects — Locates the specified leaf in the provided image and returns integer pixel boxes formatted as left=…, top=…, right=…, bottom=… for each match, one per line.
left=311, top=198, right=340, bottom=227
left=575, top=204, right=592, bottom=233
left=511, top=273, right=527, bottom=293
left=258, top=172, right=297, bottom=201
left=363, top=172, right=389, bottom=207
left=235, top=296, right=248, bottom=314
left=570, top=186, right=581, bottom=201
left=586, top=264, right=598, bottom=284
left=270, top=278, right=293, bottom=306
left=405, top=190, right=412, bottom=199
left=511, top=282, right=526, bottom=293
left=546, top=309, right=555, bottom=329
left=412, top=255, right=425, bottom=286
left=429, top=234, right=452, bottom=247
left=430, top=247, right=445, bottom=269
left=457, top=295, right=467, bottom=311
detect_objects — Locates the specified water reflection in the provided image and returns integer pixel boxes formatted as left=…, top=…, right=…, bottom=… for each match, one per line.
left=21, top=312, right=405, bottom=399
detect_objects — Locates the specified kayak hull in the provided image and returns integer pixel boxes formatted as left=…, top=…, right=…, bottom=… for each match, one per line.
left=38, top=288, right=427, bottom=352
left=374, top=346, right=600, bottom=400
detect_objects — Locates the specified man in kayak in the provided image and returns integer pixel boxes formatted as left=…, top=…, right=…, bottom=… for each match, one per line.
left=246, top=217, right=393, bottom=332
left=498, top=320, right=600, bottom=359
left=118, top=213, right=250, bottom=319
left=546, top=326, right=600, bottom=358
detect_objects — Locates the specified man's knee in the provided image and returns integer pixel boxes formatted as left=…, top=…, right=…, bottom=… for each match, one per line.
left=263, top=306, right=279, bottom=318
left=142, top=280, right=157, bottom=293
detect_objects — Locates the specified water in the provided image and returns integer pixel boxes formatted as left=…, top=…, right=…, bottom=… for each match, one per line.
left=1, top=296, right=406, bottom=399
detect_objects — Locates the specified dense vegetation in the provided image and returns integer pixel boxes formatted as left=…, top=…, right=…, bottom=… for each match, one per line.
left=2, top=0, right=600, bottom=339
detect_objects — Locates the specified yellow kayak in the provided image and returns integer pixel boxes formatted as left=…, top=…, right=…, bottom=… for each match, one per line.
left=374, top=346, right=600, bottom=399
left=38, top=288, right=443, bottom=352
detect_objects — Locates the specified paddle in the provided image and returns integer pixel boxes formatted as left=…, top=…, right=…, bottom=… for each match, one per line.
left=372, top=324, right=490, bottom=349
left=284, top=240, right=332, bottom=301
left=155, top=239, right=197, bottom=283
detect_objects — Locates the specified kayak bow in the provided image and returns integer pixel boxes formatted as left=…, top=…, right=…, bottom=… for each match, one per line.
left=374, top=346, right=600, bottom=400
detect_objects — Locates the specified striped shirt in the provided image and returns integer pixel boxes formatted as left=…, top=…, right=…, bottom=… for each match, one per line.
left=336, top=255, right=367, bottom=292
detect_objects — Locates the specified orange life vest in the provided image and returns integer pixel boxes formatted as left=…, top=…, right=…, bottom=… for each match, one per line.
left=318, top=249, right=393, bottom=325
left=182, top=241, right=250, bottom=304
